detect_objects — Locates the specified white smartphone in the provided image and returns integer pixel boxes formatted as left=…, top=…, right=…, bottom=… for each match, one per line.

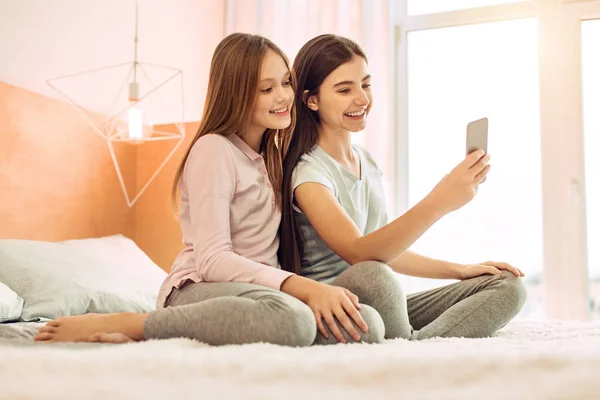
left=466, top=117, right=488, bottom=156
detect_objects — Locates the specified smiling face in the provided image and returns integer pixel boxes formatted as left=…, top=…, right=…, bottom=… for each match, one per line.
left=305, top=54, right=372, bottom=133
left=249, top=49, right=295, bottom=132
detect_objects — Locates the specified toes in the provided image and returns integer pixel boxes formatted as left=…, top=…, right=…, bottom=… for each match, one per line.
left=88, top=333, right=102, bottom=343
left=39, top=326, right=57, bottom=334
left=48, top=320, right=61, bottom=327
left=34, top=332, right=54, bottom=342
left=89, top=332, right=135, bottom=344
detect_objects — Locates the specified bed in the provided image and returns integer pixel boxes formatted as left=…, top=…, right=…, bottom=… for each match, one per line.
left=1, top=319, right=600, bottom=399
left=1, top=236, right=599, bottom=399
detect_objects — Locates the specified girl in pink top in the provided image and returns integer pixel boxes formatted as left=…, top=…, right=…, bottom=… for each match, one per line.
left=34, top=33, right=379, bottom=346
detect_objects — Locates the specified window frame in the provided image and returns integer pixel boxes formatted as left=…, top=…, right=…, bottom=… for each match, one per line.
left=392, top=0, right=600, bottom=319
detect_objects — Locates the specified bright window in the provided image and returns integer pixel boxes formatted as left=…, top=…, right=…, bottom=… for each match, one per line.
left=582, top=19, right=600, bottom=319
left=405, top=18, right=544, bottom=318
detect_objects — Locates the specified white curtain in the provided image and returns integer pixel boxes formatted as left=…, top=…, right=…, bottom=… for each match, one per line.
left=224, top=0, right=394, bottom=210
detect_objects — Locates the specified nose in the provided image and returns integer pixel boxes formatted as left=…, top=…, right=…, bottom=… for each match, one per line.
left=354, top=88, right=369, bottom=107
left=275, top=85, right=290, bottom=103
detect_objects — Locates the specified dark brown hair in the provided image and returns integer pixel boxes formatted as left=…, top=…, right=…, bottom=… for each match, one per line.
left=172, top=33, right=296, bottom=213
left=278, top=34, right=367, bottom=274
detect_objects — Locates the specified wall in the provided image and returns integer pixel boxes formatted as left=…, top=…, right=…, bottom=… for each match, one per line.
left=0, top=82, right=203, bottom=272
left=0, top=0, right=226, bottom=125
left=134, top=122, right=198, bottom=271
left=0, top=82, right=136, bottom=241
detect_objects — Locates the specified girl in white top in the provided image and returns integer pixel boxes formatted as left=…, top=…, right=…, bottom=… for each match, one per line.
left=279, top=34, right=527, bottom=341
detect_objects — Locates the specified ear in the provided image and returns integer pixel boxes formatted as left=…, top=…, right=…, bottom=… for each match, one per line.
left=303, top=90, right=319, bottom=111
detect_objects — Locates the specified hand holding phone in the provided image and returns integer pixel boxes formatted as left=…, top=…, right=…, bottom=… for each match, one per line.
left=466, top=117, right=488, bottom=155
left=426, top=149, right=490, bottom=215
left=423, top=117, right=491, bottom=216
left=466, top=117, right=489, bottom=182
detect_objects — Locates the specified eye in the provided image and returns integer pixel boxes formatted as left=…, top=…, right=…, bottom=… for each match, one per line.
left=338, top=88, right=350, bottom=94
left=283, top=80, right=292, bottom=86
left=261, top=87, right=273, bottom=93
left=362, top=83, right=372, bottom=89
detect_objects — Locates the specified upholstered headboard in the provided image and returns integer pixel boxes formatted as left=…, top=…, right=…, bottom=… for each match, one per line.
left=0, top=82, right=196, bottom=271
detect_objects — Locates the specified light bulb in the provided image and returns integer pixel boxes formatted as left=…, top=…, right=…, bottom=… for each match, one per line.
left=128, top=103, right=144, bottom=140
left=126, top=82, right=153, bottom=141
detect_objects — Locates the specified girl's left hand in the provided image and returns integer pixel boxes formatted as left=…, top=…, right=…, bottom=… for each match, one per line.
left=459, top=261, right=525, bottom=280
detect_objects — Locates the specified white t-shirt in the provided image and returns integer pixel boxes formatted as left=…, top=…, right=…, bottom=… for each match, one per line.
left=291, top=144, right=388, bottom=283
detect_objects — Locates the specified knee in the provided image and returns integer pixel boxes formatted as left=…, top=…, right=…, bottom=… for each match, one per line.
left=351, top=261, right=396, bottom=281
left=356, top=304, right=386, bottom=344
left=497, top=271, right=528, bottom=316
left=339, top=261, right=402, bottom=295
left=284, top=302, right=317, bottom=347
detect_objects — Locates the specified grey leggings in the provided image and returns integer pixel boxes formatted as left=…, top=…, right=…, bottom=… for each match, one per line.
left=143, top=261, right=526, bottom=346
left=331, top=261, right=527, bottom=341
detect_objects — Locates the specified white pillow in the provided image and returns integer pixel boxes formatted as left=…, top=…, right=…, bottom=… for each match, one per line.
left=0, top=282, right=23, bottom=322
left=59, top=234, right=167, bottom=293
left=0, top=235, right=167, bottom=321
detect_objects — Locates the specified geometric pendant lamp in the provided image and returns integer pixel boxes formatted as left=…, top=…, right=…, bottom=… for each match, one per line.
left=46, top=0, right=185, bottom=207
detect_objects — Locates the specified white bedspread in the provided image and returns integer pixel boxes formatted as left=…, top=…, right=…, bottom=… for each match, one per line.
left=1, top=320, right=599, bottom=399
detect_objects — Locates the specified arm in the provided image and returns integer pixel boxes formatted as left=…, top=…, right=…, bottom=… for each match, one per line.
left=186, top=134, right=293, bottom=289
left=294, top=183, right=444, bottom=266
left=294, top=149, right=490, bottom=266
left=390, top=251, right=525, bottom=279
left=388, top=250, right=463, bottom=279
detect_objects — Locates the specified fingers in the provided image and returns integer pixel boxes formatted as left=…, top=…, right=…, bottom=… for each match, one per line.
left=343, top=288, right=361, bottom=310
left=464, top=149, right=486, bottom=168
left=314, top=312, right=329, bottom=340
left=484, top=262, right=525, bottom=277
left=323, top=313, right=347, bottom=344
left=469, top=154, right=491, bottom=177
left=474, top=164, right=491, bottom=184
left=487, top=266, right=501, bottom=275
left=334, top=307, right=362, bottom=342
left=504, top=265, right=522, bottom=277
left=342, top=298, right=368, bottom=333
left=509, top=265, right=525, bottom=277
left=311, top=288, right=369, bottom=344
left=456, top=151, right=490, bottom=188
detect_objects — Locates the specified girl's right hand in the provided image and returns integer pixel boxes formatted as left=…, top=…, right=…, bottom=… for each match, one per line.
left=425, top=149, right=491, bottom=215
left=280, top=275, right=368, bottom=343
left=304, top=282, right=368, bottom=343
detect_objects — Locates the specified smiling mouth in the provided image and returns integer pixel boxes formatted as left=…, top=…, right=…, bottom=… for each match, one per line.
left=270, top=106, right=289, bottom=114
left=344, top=109, right=366, bottom=117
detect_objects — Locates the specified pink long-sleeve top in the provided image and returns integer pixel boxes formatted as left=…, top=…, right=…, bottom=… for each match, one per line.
left=155, top=133, right=294, bottom=308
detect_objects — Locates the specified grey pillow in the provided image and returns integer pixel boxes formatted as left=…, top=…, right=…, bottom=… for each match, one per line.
left=0, top=237, right=166, bottom=321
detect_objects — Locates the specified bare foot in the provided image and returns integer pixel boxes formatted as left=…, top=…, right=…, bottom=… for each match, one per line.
left=89, top=332, right=136, bottom=344
left=34, top=312, right=148, bottom=343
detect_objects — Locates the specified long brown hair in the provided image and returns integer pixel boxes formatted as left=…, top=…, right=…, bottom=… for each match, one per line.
left=278, top=34, right=367, bottom=274
left=172, top=33, right=296, bottom=213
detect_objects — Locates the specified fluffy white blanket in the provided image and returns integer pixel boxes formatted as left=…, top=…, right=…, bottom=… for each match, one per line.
left=1, top=320, right=599, bottom=399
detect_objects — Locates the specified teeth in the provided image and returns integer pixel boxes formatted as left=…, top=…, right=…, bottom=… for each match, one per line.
left=345, top=109, right=365, bottom=117
left=270, top=106, right=288, bottom=114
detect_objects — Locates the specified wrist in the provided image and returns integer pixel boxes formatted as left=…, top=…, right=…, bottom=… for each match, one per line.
left=280, top=275, right=318, bottom=303
left=449, top=263, right=466, bottom=280
left=418, top=195, right=448, bottom=222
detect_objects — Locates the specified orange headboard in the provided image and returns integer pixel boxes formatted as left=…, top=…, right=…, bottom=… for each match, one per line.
left=0, top=82, right=198, bottom=271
